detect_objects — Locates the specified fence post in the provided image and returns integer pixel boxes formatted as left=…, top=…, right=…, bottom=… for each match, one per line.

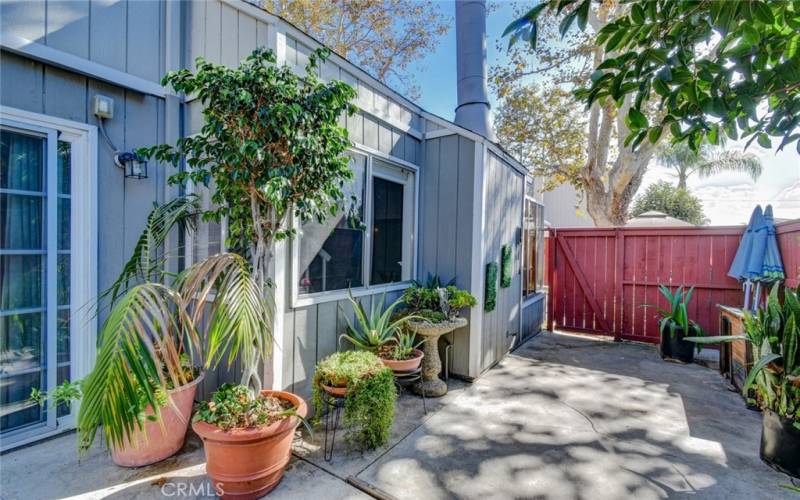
left=546, top=228, right=556, bottom=332
left=614, top=228, right=624, bottom=342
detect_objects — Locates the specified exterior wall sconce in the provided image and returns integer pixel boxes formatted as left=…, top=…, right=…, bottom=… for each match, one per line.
left=93, top=94, right=149, bottom=179
left=114, top=151, right=148, bottom=179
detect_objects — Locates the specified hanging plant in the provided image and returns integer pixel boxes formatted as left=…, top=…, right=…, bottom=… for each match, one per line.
left=485, top=262, right=498, bottom=312
left=312, top=351, right=396, bottom=450
left=501, top=244, right=512, bottom=288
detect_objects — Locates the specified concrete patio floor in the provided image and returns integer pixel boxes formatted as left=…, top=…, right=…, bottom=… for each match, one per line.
left=2, top=331, right=797, bottom=499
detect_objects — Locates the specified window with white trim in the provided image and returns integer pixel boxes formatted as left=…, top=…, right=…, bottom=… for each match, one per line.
left=297, top=151, right=416, bottom=297
left=0, top=111, right=96, bottom=448
left=523, top=192, right=545, bottom=299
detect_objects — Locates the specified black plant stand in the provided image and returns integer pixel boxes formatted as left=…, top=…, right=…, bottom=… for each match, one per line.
left=394, top=367, right=426, bottom=415
left=322, top=392, right=345, bottom=462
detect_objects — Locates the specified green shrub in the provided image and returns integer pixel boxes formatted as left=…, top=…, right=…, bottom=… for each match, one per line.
left=485, top=262, right=498, bottom=312
left=312, top=351, right=396, bottom=450
left=501, top=245, right=512, bottom=288
left=193, top=384, right=293, bottom=431
left=400, top=274, right=477, bottom=322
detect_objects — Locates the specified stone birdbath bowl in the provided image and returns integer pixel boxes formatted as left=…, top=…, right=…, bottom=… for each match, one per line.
left=407, top=317, right=468, bottom=397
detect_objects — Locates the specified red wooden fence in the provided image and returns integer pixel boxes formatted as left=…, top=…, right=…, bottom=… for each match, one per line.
left=546, top=220, right=800, bottom=343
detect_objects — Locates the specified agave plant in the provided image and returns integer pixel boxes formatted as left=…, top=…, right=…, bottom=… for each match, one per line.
left=77, top=253, right=273, bottom=454
left=339, top=290, right=411, bottom=352
left=686, top=285, right=800, bottom=426
left=654, top=285, right=703, bottom=339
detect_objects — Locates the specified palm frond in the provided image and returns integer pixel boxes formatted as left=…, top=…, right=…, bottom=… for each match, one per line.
left=696, top=150, right=763, bottom=181
left=101, top=195, right=199, bottom=306
left=77, top=283, right=189, bottom=453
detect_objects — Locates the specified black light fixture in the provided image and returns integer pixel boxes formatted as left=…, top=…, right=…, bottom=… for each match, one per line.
left=93, top=94, right=149, bottom=180
left=115, top=151, right=148, bottom=179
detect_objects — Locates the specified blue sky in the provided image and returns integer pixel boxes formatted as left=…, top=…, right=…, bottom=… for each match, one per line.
left=403, top=1, right=800, bottom=225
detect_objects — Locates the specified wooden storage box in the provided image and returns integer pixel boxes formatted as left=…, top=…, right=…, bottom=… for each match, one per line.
left=718, top=305, right=753, bottom=393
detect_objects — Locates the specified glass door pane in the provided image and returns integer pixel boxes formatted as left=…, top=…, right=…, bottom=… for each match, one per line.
left=0, top=128, right=48, bottom=433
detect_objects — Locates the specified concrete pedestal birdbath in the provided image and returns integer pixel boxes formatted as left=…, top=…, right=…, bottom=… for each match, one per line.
left=407, top=317, right=468, bottom=397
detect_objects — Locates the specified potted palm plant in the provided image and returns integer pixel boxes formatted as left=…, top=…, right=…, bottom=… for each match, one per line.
left=650, top=285, right=703, bottom=363
left=76, top=253, right=284, bottom=470
left=687, top=285, right=800, bottom=478
left=339, top=290, right=422, bottom=373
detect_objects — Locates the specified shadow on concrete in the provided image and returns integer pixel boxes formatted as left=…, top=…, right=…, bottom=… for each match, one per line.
left=354, top=331, right=795, bottom=500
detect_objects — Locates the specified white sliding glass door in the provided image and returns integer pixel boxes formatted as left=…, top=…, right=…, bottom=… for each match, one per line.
left=0, top=109, right=96, bottom=449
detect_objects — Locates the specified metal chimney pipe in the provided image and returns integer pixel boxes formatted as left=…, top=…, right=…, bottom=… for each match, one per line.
left=454, top=0, right=495, bottom=141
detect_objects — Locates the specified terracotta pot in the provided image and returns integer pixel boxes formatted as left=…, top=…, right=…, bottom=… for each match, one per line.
left=381, top=349, right=424, bottom=373
left=111, top=373, right=204, bottom=467
left=192, top=390, right=307, bottom=499
left=322, top=384, right=348, bottom=397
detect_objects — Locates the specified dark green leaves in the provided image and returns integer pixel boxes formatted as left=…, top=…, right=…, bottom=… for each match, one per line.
left=503, top=0, right=800, bottom=152
left=627, top=108, right=648, bottom=130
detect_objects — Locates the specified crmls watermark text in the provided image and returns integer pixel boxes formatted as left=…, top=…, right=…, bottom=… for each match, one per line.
left=160, top=481, right=224, bottom=497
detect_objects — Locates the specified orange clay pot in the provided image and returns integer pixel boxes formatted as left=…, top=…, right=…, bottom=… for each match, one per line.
left=381, top=349, right=424, bottom=373
left=192, top=390, right=307, bottom=500
left=111, top=373, right=204, bottom=467
left=322, top=384, right=348, bottom=397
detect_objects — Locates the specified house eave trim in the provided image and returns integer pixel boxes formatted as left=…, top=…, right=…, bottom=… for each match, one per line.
left=1, top=34, right=169, bottom=98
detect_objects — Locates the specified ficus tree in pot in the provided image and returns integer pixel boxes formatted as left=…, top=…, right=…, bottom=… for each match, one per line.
left=135, top=47, right=357, bottom=497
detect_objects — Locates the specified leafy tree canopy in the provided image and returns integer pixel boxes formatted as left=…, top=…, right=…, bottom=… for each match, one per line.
left=139, top=48, right=357, bottom=285
left=505, top=0, right=800, bottom=153
left=631, top=180, right=708, bottom=225
left=494, top=84, right=586, bottom=191
left=263, top=0, right=449, bottom=99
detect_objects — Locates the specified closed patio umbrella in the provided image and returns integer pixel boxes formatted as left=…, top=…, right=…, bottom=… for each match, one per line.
left=760, top=205, right=785, bottom=282
left=728, top=206, right=766, bottom=309
left=728, top=205, right=785, bottom=310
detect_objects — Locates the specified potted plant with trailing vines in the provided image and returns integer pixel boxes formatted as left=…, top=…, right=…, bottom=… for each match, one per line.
left=686, top=285, right=800, bottom=479
left=398, top=274, right=477, bottom=396
left=133, top=47, right=356, bottom=496
left=312, top=350, right=397, bottom=450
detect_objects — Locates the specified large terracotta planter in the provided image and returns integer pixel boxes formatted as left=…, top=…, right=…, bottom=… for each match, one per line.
left=111, top=373, right=204, bottom=467
left=192, top=390, right=307, bottom=500
left=407, top=317, right=467, bottom=397
left=381, top=349, right=424, bottom=373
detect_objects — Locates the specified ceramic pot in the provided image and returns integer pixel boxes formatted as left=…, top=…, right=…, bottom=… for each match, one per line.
left=760, top=409, right=800, bottom=478
left=322, top=384, right=348, bottom=397
left=111, top=373, right=204, bottom=467
left=193, top=390, right=307, bottom=499
left=659, top=324, right=694, bottom=363
left=380, top=349, right=424, bottom=373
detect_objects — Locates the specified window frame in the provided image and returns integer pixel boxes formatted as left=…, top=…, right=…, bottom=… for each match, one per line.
left=0, top=107, right=97, bottom=451
left=522, top=193, right=545, bottom=301
left=291, top=144, right=418, bottom=308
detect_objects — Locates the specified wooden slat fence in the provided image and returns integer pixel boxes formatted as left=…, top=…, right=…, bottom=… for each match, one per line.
left=546, top=220, right=800, bottom=343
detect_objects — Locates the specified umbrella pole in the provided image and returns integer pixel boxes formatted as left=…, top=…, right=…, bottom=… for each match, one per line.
left=753, top=282, right=762, bottom=312
left=743, top=280, right=752, bottom=310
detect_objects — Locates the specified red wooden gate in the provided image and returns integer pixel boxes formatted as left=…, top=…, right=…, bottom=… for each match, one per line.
left=547, top=221, right=800, bottom=343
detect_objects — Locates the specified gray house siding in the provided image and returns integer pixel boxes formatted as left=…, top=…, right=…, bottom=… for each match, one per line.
left=0, top=0, right=166, bottom=84
left=419, top=135, right=476, bottom=377
left=481, top=152, right=523, bottom=372
left=521, top=294, right=545, bottom=341
left=0, top=49, right=167, bottom=304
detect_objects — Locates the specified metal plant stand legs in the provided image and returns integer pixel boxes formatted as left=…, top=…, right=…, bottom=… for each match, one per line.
left=395, top=367, right=427, bottom=415
left=322, top=394, right=344, bottom=462
left=413, top=332, right=448, bottom=397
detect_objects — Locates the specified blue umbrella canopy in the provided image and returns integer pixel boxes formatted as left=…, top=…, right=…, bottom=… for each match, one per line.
left=728, top=205, right=764, bottom=280
left=758, top=205, right=785, bottom=282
